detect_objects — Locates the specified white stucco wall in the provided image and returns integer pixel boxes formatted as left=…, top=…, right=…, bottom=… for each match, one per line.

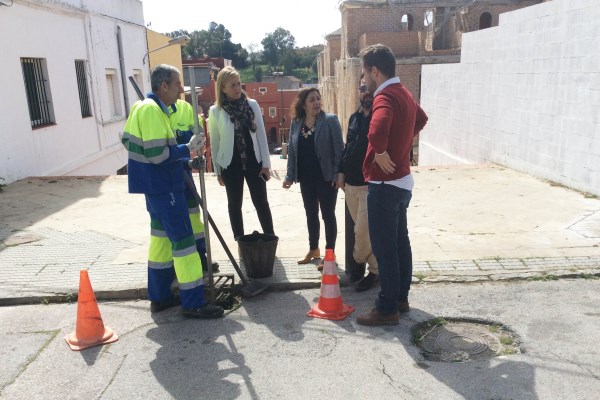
left=0, top=0, right=148, bottom=184
left=419, top=0, right=600, bottom=196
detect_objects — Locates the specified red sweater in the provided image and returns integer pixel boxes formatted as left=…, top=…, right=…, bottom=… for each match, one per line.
left=363, top=83, right=428, bottom=181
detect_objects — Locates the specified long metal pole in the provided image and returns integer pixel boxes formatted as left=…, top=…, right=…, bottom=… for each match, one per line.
left=116, top=26, right=130, bottom=116
left=187, top=67, right=216, bottom=304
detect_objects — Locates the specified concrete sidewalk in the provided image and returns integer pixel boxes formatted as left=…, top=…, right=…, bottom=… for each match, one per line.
left=0, top=157, right=599, bottom=304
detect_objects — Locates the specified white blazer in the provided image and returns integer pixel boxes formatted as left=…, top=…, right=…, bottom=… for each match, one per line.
left=208, top=98, right=271, bottom=175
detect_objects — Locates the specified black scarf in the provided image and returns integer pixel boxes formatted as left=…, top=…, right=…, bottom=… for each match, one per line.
left=222, top=94, right=256, bottom=132
left=222, top=94, right=256, bottom=170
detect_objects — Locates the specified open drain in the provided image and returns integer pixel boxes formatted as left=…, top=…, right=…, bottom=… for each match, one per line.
left=413, top=317, right=521, bottom=362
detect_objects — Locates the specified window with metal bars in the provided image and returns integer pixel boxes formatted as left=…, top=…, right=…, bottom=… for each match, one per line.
left=21, top=58, right=55, bottom=128
left=75, top=60, right=92, bottom=118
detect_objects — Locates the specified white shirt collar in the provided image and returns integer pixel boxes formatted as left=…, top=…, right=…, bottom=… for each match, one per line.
left=374, top=77, right=401, bottom=96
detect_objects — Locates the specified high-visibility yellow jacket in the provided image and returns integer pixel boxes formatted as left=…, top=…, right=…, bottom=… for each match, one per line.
left=122, top=94, right=191, bottom=194
left=170, top=99, right=194, bottom=144
left=170, top=99, right=205, bottom=145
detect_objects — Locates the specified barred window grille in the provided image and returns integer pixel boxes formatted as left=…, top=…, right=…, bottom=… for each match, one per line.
left=75, top=60, right=92, bottom=118
left=21, top=58, right=54, bottom=128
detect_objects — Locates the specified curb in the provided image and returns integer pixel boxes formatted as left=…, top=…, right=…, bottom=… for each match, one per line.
left=2, top=268, right=597, bottom=307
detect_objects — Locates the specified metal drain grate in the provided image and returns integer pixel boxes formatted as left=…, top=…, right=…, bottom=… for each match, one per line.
left=414, top=318, right=520, bottom=362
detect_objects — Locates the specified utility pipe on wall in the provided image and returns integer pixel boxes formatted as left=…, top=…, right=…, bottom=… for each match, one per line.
left=116, top=26, right=130, bottom=116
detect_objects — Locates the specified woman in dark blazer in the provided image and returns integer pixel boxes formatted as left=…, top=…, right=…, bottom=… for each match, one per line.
left=283, top=87, right=344, bottom=269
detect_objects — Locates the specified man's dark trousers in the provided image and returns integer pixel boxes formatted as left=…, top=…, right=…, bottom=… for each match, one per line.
left=367, top=182, right=412, bottom=314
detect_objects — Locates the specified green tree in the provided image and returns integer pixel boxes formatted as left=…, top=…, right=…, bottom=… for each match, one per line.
left=281, top=51, right=298, bottom=75
left=166, top=29, right=195, bottom=58
left=254, top=66, right=263, bottom=82
left=261, top=28, right=295, bottom=68
left=296, top=45, right=322, bottom=69
left=247, top=42, right=261, bottom=70
left=167, top=23, right=248, bottom=68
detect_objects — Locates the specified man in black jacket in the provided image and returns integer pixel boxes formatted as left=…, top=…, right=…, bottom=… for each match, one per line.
left=336, top=79, right=379, bottom=292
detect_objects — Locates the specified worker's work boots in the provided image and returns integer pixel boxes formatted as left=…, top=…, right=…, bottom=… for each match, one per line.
left=182, top=303, right=224, bottom=319
left=150, top=296, right=180, bottom=313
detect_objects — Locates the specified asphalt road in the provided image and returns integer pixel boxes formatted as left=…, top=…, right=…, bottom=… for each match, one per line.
left=1, top=278, right=599, bottom=399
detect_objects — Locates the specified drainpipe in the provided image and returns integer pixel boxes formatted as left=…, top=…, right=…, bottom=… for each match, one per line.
left=116, top=25, right=130, bottom=116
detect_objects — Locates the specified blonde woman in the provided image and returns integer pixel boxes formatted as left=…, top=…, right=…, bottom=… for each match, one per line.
left=208, top=66, right=274, bottom=239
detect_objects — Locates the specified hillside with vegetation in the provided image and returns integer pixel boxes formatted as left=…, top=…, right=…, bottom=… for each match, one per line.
left=166, top=23, right=322, bottom=84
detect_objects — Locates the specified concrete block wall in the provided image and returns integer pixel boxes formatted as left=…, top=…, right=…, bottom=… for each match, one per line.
left=419, top=0, right=600, bottom=195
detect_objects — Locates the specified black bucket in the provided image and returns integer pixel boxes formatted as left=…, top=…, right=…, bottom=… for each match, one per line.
left=236, top=231, right=279, bottom=278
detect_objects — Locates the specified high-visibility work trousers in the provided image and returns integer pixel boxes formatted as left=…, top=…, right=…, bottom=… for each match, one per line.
left=184, top=171, right=207, bottom=268
left=145, top=191, right=205, bottom=309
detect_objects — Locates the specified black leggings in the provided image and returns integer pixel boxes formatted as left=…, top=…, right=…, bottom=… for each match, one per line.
left=299, top=179, right=338, bottom=250
left=221, top=160, right=274, bottom=239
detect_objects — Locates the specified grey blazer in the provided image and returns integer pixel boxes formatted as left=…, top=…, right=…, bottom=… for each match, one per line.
left=285, top=111, right=344, bottom=183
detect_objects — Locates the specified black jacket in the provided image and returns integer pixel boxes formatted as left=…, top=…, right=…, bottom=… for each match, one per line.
left=339, top=108, right=371, bottom=186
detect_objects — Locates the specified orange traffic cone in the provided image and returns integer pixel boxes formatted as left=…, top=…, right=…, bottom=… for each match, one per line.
left=65, top=270, right=118, bottom=351
left=307, top=249, right=354, bottom=321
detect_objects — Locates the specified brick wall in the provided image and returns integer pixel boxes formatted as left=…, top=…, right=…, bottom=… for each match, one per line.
left=343, top=4, right=430, bottom=58
left=396, top=63, right=422, bottom=103
left=360, top=31, right=420, bottom=57
left=249, top=90, right=299, bottom=145
left=327, top=35, right=341, bottom=76
left=461, top=1, right=541, bottom=31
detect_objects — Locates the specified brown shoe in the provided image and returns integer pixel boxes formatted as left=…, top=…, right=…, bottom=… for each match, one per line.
left=398, top=301, right=410, bottom=313
left=297, top=248, right=320, bottom=264
left=356, top=308, right=399, bottom=326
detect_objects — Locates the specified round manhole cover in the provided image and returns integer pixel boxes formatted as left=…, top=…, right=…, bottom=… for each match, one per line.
left=414, top=318, right=520, bottom=362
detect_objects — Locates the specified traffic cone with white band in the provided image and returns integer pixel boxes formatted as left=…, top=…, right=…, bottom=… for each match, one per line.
left=307, top=249, right=354, bottom=320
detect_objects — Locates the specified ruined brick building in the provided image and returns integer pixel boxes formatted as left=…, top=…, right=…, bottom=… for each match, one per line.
left=318, top=0, right=548, bottom=157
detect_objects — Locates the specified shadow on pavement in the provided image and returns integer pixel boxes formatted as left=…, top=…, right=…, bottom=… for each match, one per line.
left=0, top=177, right=106, bottom=251
left=147, top=315, right=256, bottom=400
left=240, top=289, right=312, bottom=341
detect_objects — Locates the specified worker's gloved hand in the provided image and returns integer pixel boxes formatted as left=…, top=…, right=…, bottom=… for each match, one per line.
left=187, top=156, right=206, bottom=170
left=186, top=134, right=204, bottom=153
left=176, top=129, right=193, bottom=145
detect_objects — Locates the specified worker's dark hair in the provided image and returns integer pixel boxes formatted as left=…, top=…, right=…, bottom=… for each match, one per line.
left=150, top=64, right=180, bottom=92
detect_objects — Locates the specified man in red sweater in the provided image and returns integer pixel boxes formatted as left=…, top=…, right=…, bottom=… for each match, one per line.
left=356, top=44, right=428, bottom=326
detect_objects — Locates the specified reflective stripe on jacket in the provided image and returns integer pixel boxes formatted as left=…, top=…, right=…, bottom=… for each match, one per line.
left=122, top=97, right=191, bottom=194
